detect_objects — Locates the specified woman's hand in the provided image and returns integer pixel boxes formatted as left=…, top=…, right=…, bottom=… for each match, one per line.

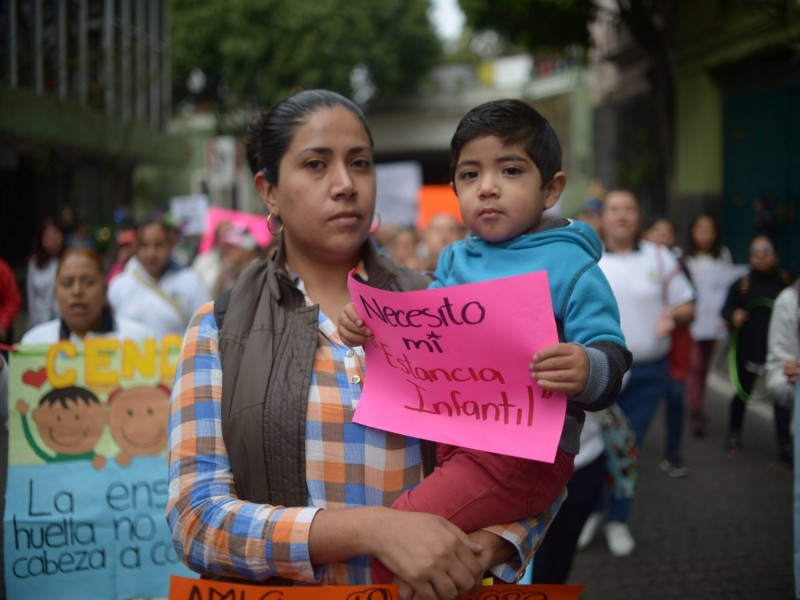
left=374, top=510, right=484, bottom=600
left=783, top=359, right=800, bottom=385
left=338, top=302, right=372, bottom=347
left=311, top=506, right=484, bottom=600
left=732, top=308, right=748, bottom=328
left=530, top=343, right=589, bottom=397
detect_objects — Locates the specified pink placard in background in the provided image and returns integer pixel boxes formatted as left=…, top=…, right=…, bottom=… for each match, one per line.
left=348, top=271, right=566, bottom=462
left=198, top=206, right=271, bottom=253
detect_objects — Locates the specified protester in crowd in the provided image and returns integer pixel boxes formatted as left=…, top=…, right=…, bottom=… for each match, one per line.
left=1, top=353, right=8, bottom=429
left=385, top=226, right=425, bottom=271
left=108, top=218, right=210, bottom=339
left=106, top=229, right=137, bottom=284
left=0, top=256, right=20, bottom=425
left=765, top=278, right=799, bottom=467
left=26, top=218, right=66, bottom=329
left=215, top=224, right=261, bottom=296
left=721, top=235, right=791, bottom=458
left=643, top=216, right=695, bottom=478
left=533, top=410, right=608, bottom=583
left=582, top=190, right=694, bottom=558
left=21, top=249, right=153, bottom=345
left=684, top=213, right=733, bottom=436
left=191, top=220, right=233, bottom=296
left=58, top=206, right=96, bottom=250
left=0, top=257, right=21, bottom=351
left=339, top=99, right=631, bottom=584
left=419, top=212, right=465, bottom=272
left=167, top=90, right=556, bottom=598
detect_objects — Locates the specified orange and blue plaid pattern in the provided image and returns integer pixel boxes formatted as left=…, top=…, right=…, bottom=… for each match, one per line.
left=167, top=294, right=549, bottom=585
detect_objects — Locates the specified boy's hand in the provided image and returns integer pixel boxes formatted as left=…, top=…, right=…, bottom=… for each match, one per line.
left=338, top=302, right=373, bottom=347
left=530, top=343, right=589, bottom=396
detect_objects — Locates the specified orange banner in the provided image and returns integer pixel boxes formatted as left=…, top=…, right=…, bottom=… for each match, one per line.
left=169, top=575, right=585, bottom=599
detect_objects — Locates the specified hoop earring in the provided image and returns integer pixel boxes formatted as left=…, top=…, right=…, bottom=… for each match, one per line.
left=370, top=212, right=382, bottom=234
left=266, top=213, right=284, bottom=236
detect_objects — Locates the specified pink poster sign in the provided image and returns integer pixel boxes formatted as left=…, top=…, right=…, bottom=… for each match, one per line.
left=348, top=271, right=566, bottom=462
left=198, top=206, right=271, bottom=253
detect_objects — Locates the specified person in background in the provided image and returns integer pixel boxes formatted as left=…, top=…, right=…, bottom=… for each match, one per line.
left=108, top=218, right=210, bottom=339
left=585, top=190, right=694, bottom=558
left=58, top=206, right=96, bottom=250
left=643, top=216, right=695, bottom=478
left=684, top=213, right=733, bottom=436
left=215, top=224, right=261, bottom=296
left=532, top=409, right=608, bottom=583
left=106, top=229, right=137, bottom=284
left=0, top=257, right=21, bottom=351
left=168, top=90, right=549, bottom=598
left=192, top=220, right=234, bottom=296
left=26, top=218, right=66, bottom=329
left=721, top=235, right=791, bottom=457
left=765, top=278, right=799, bottom=467
left=21, top=249, right=153, bottom=345
left=385, top=226, right=425, bottom=271
left=419, top=213, right=465, bottom=272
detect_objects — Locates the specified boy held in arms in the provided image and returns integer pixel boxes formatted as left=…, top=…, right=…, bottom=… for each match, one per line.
left=339, top=99, right=632, bottom=582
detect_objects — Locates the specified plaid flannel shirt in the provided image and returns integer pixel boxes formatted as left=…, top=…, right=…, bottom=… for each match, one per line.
left=167, top=278, right=558, bottom=585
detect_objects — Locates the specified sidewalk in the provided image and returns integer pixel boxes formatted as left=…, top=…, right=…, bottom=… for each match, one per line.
left=568, top=369, right=795, bottom=599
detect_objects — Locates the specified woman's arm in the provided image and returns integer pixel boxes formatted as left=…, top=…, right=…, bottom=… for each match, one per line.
left=167, top=304, right=322, bottom=582
left=168, top=303, right=485, bottom=596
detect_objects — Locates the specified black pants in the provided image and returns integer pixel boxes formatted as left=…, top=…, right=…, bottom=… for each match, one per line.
left=532, top=452, right=605, bottom=584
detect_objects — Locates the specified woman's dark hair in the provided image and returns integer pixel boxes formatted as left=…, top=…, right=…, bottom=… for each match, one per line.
left=449, top=99, right=562, bottom=188
left=29, top=218, right=66, bottom=269
left=57, top=248, right=106, bottom=280
left=686, top=212, right=723, bottom=258
left=135, top=217, right=175, bottom=243
left=244, top=89, right=374, bottom=184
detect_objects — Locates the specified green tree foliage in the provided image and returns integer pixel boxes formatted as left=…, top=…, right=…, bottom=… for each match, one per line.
left=171, top=0, right=442, bottom=112
left=458, top=0, right=596, bottom=50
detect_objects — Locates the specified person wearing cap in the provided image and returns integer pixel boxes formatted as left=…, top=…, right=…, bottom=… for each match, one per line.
left=216, top=224, right=261, bottom=296
left=106, top=229, right=137, bottom=284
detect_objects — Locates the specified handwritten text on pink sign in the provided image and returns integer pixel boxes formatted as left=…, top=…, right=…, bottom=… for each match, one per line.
left=348, top=271, right=566, bottom=462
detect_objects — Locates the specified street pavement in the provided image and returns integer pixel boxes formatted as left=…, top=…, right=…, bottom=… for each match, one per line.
left=568, top=369, right=795, bottom=599
left=0, top=365, right=795, bottom=599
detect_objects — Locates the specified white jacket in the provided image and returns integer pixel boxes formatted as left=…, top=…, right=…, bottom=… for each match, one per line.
left=108, top=258, right=211, bottom=339
left=765, top=282, right=799, bottom=407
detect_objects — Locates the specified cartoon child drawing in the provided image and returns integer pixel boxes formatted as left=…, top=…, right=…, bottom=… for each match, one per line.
left=107, top=384, right=170, bottom=467
left=17, top=386, right=107, bottom=469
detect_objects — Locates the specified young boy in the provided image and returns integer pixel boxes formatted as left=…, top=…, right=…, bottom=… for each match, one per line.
left=339, top=99, right=632, bottom=582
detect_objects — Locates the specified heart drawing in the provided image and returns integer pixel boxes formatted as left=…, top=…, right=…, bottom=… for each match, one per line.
left=22, top=368, right=48, bottom=389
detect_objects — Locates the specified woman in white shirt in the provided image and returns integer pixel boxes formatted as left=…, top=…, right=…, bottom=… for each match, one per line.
left=683, top=213, right=733, bottom=437
left=26, top=218, right=66, bottom=329
left=21, top=249, right=153, bottom=345
left=108, top=219, right=211, bottom=339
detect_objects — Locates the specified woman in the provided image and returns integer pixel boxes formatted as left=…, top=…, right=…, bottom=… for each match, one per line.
left=20, top=249, right=153, bottom=345
left=591, top=190, right=695, bottom=558
left=167, top=90, right=548, bottom=598
left=26, top=218, right=66, bottom=328
left=108, top=219, right=210, bottom=339
left=721, top=235, right=790, bottom=456
left=684, top=213, right=732, bottom=436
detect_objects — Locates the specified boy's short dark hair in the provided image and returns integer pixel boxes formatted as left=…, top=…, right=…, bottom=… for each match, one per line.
left=450, top=99, right=562, bottom=189
left=39, top=386, right=101, bottom=409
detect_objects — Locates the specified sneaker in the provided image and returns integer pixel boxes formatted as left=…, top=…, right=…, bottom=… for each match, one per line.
left=577, top=512, right=604, bottom=551
left=604, top=521, right=635, bottom=557
left=726, top=433, right=741, bottom=456
left=660, top=458, right=689, bottom=478
left=691, top=413, right=707, bottom=437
